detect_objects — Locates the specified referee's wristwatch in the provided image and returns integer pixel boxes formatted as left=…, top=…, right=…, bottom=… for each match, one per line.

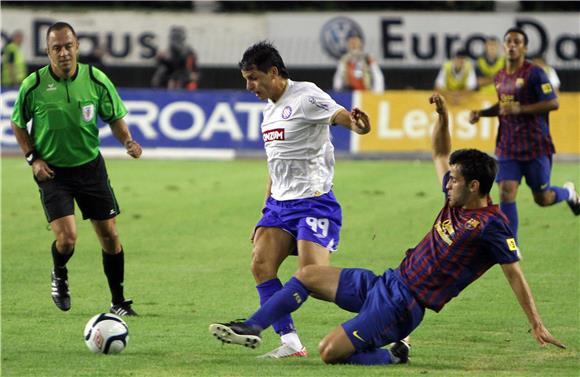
left=25, top=150, right=39, bottom=166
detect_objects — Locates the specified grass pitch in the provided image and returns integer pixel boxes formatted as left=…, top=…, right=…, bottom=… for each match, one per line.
left=2, top=157, right=579, bottom=377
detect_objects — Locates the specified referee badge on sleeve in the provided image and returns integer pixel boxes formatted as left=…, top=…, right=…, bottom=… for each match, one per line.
left=82, top=104, right=95, bottom=122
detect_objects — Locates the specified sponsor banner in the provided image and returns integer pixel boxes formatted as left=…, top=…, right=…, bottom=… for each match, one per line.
left=0, top=89, right=352, bottom=155
left=0, top=9, right=266, bottom=67
left=272, top=12, right=580, bottom=68
left=1, top=9, right=578, bottom=68
left=356, top=91, right=580, bottom=155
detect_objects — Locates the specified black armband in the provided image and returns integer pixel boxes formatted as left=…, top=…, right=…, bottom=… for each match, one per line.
left=25, top=150, right=38, bottom=166
left=479, top=104, right=499, bottom=117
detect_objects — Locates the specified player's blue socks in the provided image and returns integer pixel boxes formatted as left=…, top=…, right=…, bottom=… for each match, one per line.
left=256, top=278, right=295, bottom=335
left=549, top=186, right=570, bottom=204
left=500, top=202, right=518, bottom=239
left=247, top=277, right=309, bottom=330
left=343, top=348, right=394, bottom=365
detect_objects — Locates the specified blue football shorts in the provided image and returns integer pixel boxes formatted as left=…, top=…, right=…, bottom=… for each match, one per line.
left=496, top=156, right=552, bottom=192
left=336, top=268, right=425, bottom=352
left=255, top=191, right=342, bottom=254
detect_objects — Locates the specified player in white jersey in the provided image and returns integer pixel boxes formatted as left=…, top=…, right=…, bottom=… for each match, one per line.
left=237, top=42, right=371, bottom=359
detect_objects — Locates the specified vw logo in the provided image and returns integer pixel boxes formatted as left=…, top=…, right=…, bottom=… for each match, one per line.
left=320, top=16, right=364, bottom=59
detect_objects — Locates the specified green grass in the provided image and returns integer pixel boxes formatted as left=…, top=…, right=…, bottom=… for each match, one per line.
left=2, top=157, right=579, bottom=377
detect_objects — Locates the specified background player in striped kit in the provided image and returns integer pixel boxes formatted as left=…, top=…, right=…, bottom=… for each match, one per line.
left=238, top=41, right=371, bottom=358
left=210, top=93, right=565, bottom=365
left=469, top=28, right=580, bottom=240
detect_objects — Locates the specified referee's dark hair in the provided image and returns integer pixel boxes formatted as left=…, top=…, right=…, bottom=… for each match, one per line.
left=504, top=27, right=528, bottom=46
left=46, top=22, right=77, bottom=41
left=239, top=41, right=290, bottom=78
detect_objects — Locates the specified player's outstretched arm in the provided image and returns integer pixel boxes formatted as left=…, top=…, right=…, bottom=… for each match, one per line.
left=331, top=108, right=371, bottom=135
left=501, top=262, right=566, bottom=349
left=430, top=93, right=451, bottom=185
left=109, top=118, right=142, bottom=158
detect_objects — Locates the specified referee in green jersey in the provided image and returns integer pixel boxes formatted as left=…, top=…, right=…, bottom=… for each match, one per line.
left=10, top=22, right=142, bottom=316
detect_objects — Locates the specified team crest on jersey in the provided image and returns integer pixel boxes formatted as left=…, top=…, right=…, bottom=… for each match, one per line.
left=515, top=78, right=524, bottom=88
left=465, top=218, right=480, bottom=230
left=281, top=106, right=293, bottom=119
left=435, top=219, right=455, bottom=245
left=82, top=104, right=95, bottom=121
left=262, top=128, right=285, bottom=143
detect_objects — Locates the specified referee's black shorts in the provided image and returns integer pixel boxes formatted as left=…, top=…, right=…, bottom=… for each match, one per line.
left=35, top=153, right=121, bottom=223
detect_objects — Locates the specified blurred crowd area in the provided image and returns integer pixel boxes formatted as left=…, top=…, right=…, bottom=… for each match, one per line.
left=2, top=1, right=580, bottom=12
left=2, top=1, right=579, bottom=91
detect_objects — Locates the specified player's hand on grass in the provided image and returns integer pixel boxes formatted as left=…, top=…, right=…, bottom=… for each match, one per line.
left=350, top=107, right=371, bottom=135
left=32, top=159, right=55, bottom=181
left=429, top=93, right=447, bottom=114
left=531, top=323, right=566, bottom=349
left=125, top=140, right=143, bottom=159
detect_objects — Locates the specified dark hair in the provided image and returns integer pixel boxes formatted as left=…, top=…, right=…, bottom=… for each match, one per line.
left=504, top=27, right=528, bottom=46
left=449, top=149, right=497, bottom=196
left=454, top=49, right=469, bottom=58
left=46, top=22, right=77, bottom=41
left=239, top=41, right=290, bottom=78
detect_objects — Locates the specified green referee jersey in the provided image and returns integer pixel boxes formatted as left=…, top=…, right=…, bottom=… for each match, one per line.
left=11, top=63, right=128, bottom=167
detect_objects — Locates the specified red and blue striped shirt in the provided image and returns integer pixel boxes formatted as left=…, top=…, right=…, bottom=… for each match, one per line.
left=494, top=60, right=557, bottom=160
left=397, top=173, right=520, bottom=312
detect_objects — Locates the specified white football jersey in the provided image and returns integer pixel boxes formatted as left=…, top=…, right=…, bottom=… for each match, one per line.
left=261, top=79, right=344, bottom=200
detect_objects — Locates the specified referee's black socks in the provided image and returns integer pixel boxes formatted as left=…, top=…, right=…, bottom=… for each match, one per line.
left=51, top=240, right=74, bottom=278
left=102, top=249, right=125, bottom=305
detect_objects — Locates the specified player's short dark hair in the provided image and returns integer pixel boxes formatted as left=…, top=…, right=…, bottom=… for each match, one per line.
left=449, top=149, right=497, bottom=196
left=46, top=22, right=77, bottom=41
left=504, top=27, right=528, bottom=46
left=239, top=41, right=290, bottom=78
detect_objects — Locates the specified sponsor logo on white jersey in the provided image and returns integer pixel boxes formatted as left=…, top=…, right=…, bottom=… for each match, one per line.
left=262, top=128, right=285, bottom=143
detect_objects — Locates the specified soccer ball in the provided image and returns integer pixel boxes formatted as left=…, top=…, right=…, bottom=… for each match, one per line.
left=84, top=313, right=129, bottom=354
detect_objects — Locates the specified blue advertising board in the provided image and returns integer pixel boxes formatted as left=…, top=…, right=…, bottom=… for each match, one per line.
left=1, top=88, right=353, bottom=158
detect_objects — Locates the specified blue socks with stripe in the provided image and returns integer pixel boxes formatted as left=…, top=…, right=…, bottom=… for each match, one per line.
left=256, top=278, right=295, bottom=335
left=500, top=201, right=518, bottom=240
left=248, top=277, right=309, bottom=331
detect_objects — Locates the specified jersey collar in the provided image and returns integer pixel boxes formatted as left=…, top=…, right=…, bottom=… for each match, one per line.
left=48, top=64, right=80, bottom=82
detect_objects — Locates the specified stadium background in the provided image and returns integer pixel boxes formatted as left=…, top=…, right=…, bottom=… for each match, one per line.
left=1, top=1, right=579, bottom=160
left=1, top=2, right=579, bottom=377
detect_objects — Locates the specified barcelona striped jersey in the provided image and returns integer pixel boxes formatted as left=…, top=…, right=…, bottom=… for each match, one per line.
left=494, top=60, right=557, bottom=161
left=397, top=173, right=520, bottom=312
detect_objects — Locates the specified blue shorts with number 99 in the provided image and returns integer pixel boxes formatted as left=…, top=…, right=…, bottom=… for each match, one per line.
left=255, top=191, right=342, bottom=254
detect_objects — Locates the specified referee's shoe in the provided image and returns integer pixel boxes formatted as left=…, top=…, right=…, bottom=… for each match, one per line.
left=110, top=299, right=138, bottom=316
left=51, top=269, right=71, bottom=311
